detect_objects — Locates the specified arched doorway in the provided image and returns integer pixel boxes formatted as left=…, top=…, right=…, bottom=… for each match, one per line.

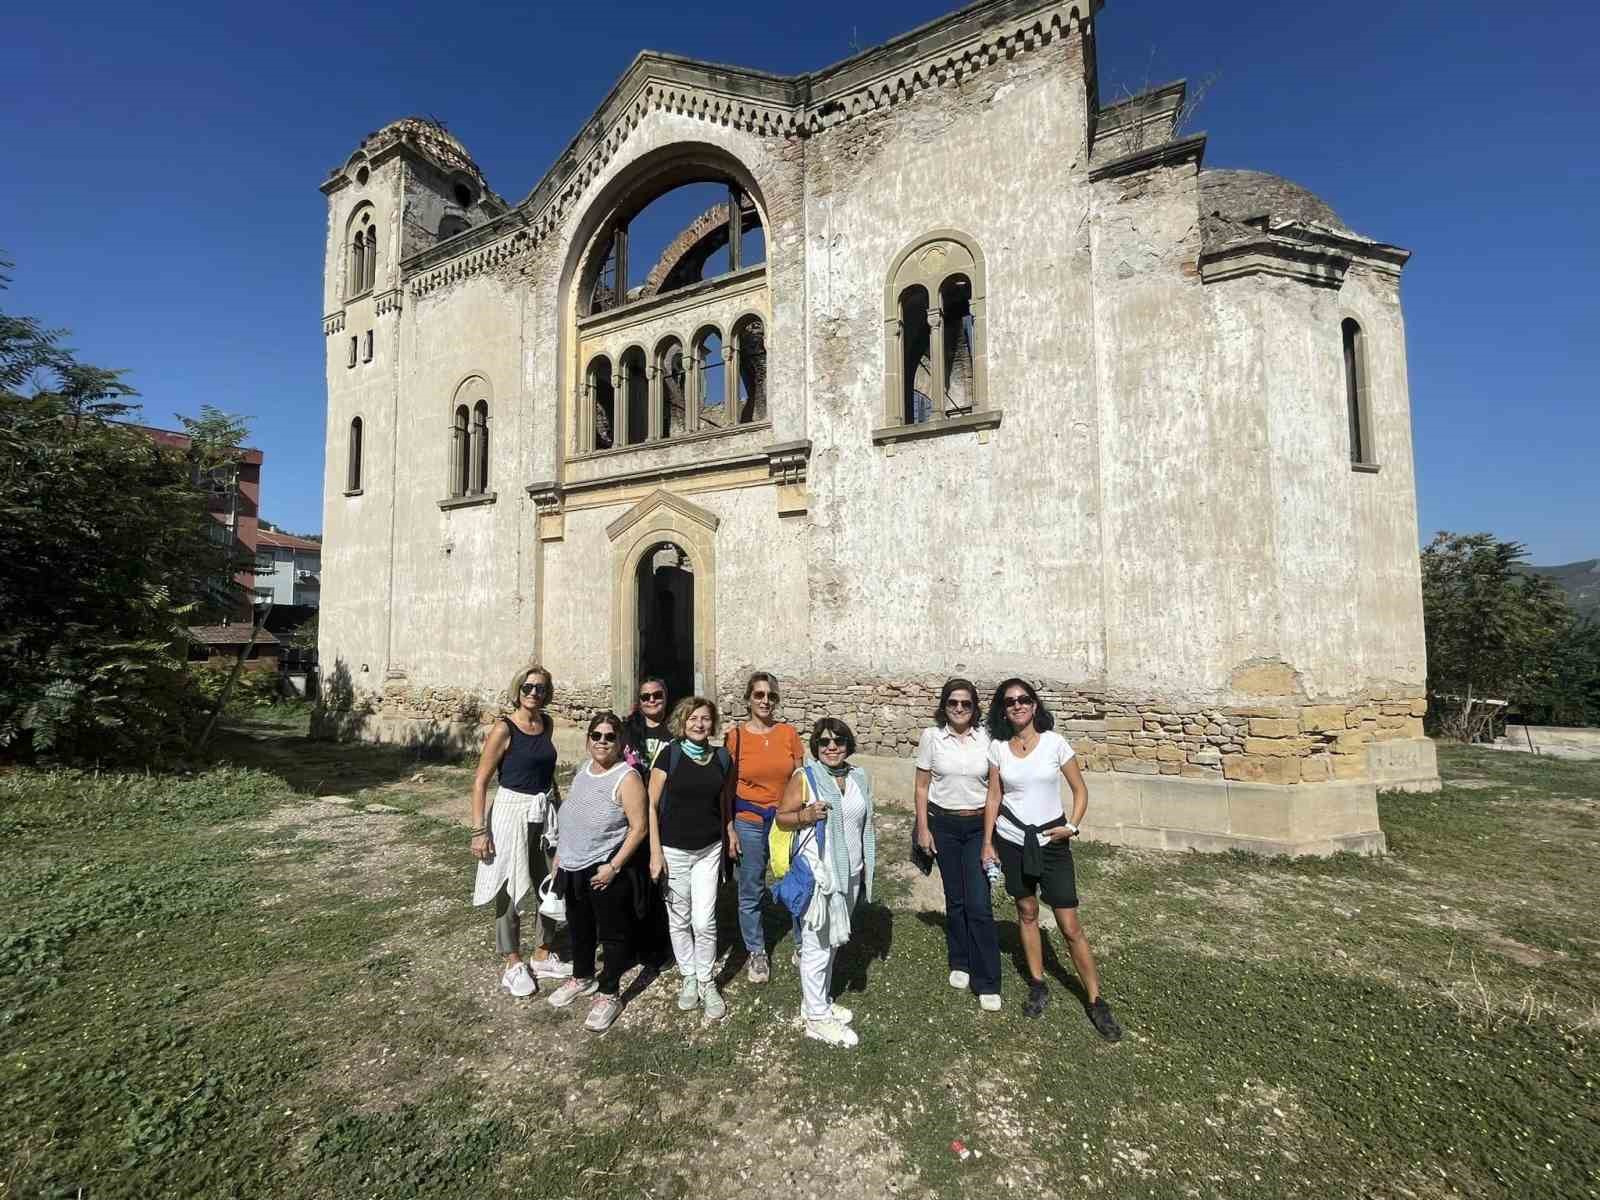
left=636, top=541, right=694, bottom=703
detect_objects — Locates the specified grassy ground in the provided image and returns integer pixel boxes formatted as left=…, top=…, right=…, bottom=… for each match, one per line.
left=1, top=714, right=1595, bottom=1199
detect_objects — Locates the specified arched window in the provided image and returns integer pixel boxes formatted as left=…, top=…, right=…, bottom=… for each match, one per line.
left=884, top=232, right=989, bottom=429
left=347, top=417, right=363, bottom=493
left=587, top=356, right=616, bottom=451
left=940, top=276, right=976, bottom=417
left=1342, top=318, right=1375, bottom=467
left=732, top=316, right=767, bottom=424
left=348, top=232, right=367, bottom=299
left=693, top=327, right=727, bottom=431
left=438, top=214, right=470, bottom=241
left=450, top=405, right=470, bottom=497
left=470, top=401, right=490, bottom=494
left=620, top=347, right=649, bottom=446
left=655, top=337, right=687, bottom=439
left=899, top=286, right=933, bottom=424
left=348, top=207, right=376, bottom=299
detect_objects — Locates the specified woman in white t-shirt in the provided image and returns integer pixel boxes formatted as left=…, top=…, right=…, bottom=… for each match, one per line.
left=913, top=677, right=1001, bottom=1011
left=981, top=677, right=1123, bottom=1040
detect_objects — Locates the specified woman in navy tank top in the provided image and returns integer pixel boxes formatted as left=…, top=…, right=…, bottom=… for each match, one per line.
left=470, top=663, right=570, bottom=997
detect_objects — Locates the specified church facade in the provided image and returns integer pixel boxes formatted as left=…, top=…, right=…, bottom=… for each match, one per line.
left=317, top=0, right=1438, bottom=855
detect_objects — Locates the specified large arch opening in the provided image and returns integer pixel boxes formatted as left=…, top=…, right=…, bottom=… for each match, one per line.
left=561, top=143, right=773, bottom=457
left=635, top=541, right=695, bottom=704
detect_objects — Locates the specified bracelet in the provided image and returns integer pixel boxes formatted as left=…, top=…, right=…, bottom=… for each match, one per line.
left=1063, top=821, right=1080, bottom=834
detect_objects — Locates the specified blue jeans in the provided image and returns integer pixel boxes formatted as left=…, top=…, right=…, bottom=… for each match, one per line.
left=930, top=806, right=1001, bottom=995
left=734, top=817, right=771, bottom=954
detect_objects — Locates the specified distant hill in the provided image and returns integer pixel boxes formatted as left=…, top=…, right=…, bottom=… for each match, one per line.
left=1523, top=559, right=1600, bottom=623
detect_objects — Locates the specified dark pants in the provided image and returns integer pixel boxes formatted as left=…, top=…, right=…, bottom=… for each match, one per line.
left=930, top=805, right=1001, bottom=995
left=566, top=863, right=639, bottom=997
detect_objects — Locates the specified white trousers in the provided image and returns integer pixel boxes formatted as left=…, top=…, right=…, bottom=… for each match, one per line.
left=662, top=842, right=721, bottom=983
left=798, top=875, right=861, bottom=1020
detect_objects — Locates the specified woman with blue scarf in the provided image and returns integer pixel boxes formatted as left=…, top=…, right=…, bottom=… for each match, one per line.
left=776, top=717, right=876, bottom=1049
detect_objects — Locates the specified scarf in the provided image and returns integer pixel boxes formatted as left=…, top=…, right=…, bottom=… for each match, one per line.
left=679, top=737, right=710, bottom=763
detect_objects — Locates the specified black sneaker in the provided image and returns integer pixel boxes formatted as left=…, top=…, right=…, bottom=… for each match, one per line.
left=1023, top=980, right=1049, bottom=1019
left=1087, top=997, right=1124, bottom=1042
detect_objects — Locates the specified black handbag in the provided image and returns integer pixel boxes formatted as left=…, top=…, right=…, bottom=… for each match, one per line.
left=910, top=828, right=936, bottom=876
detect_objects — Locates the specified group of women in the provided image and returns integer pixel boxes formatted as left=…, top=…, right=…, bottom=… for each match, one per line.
left=470, top=666, right=1123, bottom=1047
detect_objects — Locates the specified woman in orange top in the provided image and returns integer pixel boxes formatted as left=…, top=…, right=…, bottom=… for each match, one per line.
left=724, top=671, right=803, bottom=982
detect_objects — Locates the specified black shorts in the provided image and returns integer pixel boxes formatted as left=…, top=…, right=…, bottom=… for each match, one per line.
left=995, top=836, right=1079, bottom=909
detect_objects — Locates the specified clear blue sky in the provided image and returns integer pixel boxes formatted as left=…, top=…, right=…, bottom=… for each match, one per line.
left=4, top=0, right=1595, bottom=562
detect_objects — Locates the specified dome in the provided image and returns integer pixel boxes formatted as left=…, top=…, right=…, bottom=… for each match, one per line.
left=361, top=116, right=485, bottom=184
left=1199, top=168, right=1349, bottom=235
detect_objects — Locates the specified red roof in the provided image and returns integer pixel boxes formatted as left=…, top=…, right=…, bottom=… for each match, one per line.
left=257, top=528, right=322, bottom=551
left=125, top=423, right=264, bottom=464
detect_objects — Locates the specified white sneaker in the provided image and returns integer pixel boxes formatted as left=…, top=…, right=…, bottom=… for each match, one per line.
left=528, top=956, right=573, bottom=979
left=949, top=970, right=971, bottom=989
left=547, top=977, right=599, bottom=1008
left=701, top=982, right=727, bottom=1022
left=501, top=963, right=537, bottom=998
left=979, top=993, right=1002, bottom=1012
left=677, top=975, right=700, bottom=1010
left=804, top=1017, right=859, bottom=1048
left=796, top=1003, right=853, bottom=1025
left=584, top=995, right=621, bottom=1032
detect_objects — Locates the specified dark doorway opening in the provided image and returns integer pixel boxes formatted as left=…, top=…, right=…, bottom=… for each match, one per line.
left=636, top=541, right=694, bottom=705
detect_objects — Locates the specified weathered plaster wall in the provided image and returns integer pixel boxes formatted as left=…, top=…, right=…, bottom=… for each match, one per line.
left=800, top=31, right=1104, bottom=682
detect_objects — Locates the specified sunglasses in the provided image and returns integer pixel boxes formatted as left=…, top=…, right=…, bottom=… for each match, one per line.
left=751, top=690, right=778, bottom=702
left=1004, top=695, right=1035, bottom=709
left=945, top=699, right=974, bottom=710
left=639, top=691, right=665, bottom=702
left=817, top=735, right=847, bottom=748
left=520, top=682, right=549, bottom=696
left=588, top=731, right=618, bottom=743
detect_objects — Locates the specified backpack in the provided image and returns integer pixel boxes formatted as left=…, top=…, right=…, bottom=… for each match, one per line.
left=770, top=764, right=824, bottom=880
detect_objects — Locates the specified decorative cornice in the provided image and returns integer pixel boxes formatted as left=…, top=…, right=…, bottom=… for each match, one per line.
left=1199, top=222, right=1410, bottom=287
left=402, top=0, right=1094, bottom=299
left=374, top=288, right=403, bottom=316
left=1088, top=132, right=1208, bottom=182
left=606, top=487, right=722, bottom=542
left=323, top=311, right=346, bottom=336
left=765, top=439, right=812, bottom=484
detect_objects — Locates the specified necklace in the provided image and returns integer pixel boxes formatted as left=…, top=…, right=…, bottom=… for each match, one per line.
left=1011, top=731, right=1038, bottom=754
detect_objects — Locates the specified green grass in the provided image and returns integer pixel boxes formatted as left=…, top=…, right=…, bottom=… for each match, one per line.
left=1, top=734, right=1596, bottom=1198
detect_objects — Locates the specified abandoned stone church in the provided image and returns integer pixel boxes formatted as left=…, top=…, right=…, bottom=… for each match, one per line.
left=318, top=0, right=1439, bottom=855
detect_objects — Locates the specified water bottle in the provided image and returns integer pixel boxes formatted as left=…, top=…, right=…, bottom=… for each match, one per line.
left=984, top=859, right=1002, bottom=885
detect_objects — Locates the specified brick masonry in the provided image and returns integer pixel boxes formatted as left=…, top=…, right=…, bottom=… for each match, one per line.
left=323, top=674, right=1427, bottom=787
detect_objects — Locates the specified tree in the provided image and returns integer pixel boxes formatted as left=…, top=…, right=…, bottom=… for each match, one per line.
left=1420, top=532, right=1572, bottom=742
left=0, top=256, right=250, bottom=762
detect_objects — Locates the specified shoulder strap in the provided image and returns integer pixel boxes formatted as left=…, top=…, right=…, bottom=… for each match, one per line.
left=665, top=740, right=683, bottom=776
left=714, top=746, right=733, bottom=777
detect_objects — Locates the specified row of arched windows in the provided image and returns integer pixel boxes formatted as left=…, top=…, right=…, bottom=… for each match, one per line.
left=583, top=316, right=766, bottom=452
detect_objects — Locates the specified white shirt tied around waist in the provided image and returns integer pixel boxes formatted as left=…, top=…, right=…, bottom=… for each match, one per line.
left=987, top=730, right=1075, bottom=846
left=914, top=724, right=992, bottom=812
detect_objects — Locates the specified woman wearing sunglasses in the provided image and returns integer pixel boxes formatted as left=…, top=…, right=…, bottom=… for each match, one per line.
left=725, top=671, right=804, bottom=983
left=982, top=678, right=1122, bottom=1039
left=648, top=696, right=733, bottom=1022
left=621, top=676, right=674, bottom=973
left=913, top=677, right=1001, bottom=1011
left=622, top=675, right=672, bottom=780
left=470, top=664, right=570, bottom=998
left=545, top=711, right=650, bottom=1031
left=776, top=718, right=877, bottom=1049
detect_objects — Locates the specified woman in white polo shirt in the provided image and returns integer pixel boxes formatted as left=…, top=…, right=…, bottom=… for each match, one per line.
left=913, top=677, right=1002, bottom=1010
left=981, top=677, right=1123, bottom=1040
